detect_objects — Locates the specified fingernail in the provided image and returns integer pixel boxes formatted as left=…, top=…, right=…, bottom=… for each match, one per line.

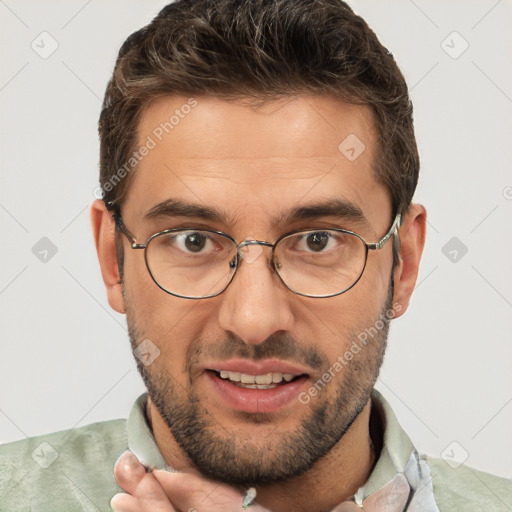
left=120, top=450, right=141, bottom=472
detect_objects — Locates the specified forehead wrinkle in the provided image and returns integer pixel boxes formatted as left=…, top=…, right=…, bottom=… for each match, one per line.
left=224, top=202, right=247, bottom=229
left=178, top=172, right=328, bottom=185
left=163, top=156, right=342, bottom=185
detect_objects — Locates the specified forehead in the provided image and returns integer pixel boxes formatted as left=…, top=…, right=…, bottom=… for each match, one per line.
left=124, top=94, right=390, bottom=231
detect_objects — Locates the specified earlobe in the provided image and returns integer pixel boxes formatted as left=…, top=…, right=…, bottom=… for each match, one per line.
left=392, top=203, right=427, bottom=317
left=90, top=199, right=126, bottom=314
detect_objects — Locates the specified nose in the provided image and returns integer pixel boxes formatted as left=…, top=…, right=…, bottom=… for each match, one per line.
left=217, top=243, right=295, bottom=344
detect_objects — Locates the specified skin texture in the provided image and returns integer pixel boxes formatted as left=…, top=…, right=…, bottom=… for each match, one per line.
left=91, top=94, right=426, bottom=512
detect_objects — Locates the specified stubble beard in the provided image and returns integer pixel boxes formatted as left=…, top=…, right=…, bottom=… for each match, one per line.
left=124, top=284, right=393, bottom=487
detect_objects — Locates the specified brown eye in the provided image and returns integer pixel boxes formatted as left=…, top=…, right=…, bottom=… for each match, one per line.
left=305, top=232, right=330, bottom=252
left=184, top=233, right=207, bottom=252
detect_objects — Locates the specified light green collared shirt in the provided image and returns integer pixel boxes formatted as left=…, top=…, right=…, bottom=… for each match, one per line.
left=1, top=390, right=511, bottom=511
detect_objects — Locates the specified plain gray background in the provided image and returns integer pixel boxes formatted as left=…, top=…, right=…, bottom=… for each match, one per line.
left=1, top=0, right=511, bottom=479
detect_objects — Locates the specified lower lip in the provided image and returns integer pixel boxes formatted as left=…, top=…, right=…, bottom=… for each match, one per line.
left=207, top=371, right=309, bottom=414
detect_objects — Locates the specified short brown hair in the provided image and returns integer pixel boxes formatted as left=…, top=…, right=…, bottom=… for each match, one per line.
left=99, top=0, right=418, bottom=250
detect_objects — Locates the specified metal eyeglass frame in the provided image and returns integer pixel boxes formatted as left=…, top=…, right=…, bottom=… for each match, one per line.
left=112, top=210, right=401, bottom=299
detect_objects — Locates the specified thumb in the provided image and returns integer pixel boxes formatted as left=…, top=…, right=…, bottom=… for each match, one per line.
left=114, top=450, right=148, bottom=494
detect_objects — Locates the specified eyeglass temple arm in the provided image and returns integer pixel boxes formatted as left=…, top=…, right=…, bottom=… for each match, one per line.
left=366, top=213, right=401, bottom=251
left=112, top=210, right=146, bottom=249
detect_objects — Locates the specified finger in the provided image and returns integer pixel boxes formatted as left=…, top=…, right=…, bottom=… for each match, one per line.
left=113, top=451, right=177, bottom=510
left=152, top=470, right=243, bottom=511
left=110, top=492, right=139, bottom=512
left=111, top=489, right=176, bottom=512
left=113, top=451, right=148, bottom=495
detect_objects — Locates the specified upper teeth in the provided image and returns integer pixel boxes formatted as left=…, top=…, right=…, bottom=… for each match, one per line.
left=219, top=371, right=295, bottom=384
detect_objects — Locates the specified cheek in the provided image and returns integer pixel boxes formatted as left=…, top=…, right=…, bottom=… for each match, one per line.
left=123, top=263, right=187, bottom=361
left=128, top=293, right=222, bottom=383
left=353, top=247, right=393, bottom=308
left=299, top=271, right=390, bottom=359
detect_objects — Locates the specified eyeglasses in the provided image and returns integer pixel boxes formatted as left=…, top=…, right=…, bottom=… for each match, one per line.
left=113, top=211, right=401, bottom=299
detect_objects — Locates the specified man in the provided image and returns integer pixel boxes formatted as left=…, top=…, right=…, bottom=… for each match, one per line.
left=1, top=0, right=510, bottom=510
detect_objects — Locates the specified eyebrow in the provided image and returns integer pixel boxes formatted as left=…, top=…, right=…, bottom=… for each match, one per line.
left=145, top=199, right=228, bottom=223
left=275, top=199, right=367, bottom=227
left=144, top=198, right=367, bottom=227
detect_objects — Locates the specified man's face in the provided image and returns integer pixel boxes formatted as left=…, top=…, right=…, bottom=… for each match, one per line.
left=120, top=95, right=395, bottom=485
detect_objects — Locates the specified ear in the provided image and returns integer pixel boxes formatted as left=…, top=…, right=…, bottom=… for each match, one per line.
left=90, top=199, right=125, bottom=314
left=392, top=203, right=426, bottom=318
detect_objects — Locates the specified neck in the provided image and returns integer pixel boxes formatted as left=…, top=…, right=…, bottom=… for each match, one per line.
left=147, top=399, right=377, bottom=512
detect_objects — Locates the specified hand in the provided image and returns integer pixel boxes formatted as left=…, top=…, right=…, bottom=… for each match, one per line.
left=110, top=450, right=271, bottom=512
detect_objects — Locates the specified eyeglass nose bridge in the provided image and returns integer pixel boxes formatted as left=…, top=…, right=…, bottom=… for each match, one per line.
left=234, top=239, right=277, bottom=267
left=237, top=239, right=274, bottom=250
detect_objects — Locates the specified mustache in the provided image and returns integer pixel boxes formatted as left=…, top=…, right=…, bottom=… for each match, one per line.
left=187, top=332, right=328, bottom=372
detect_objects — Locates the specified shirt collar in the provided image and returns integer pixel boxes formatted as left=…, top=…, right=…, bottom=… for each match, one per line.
left=126, top=393, right=169, bottom=471
left=357, top=388, right=414, bottom=501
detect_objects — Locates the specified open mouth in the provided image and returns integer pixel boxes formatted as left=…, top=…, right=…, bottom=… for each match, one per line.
left=204, top=360, right=311, bottom=413
left=209, top=369, right=304, bottom=390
